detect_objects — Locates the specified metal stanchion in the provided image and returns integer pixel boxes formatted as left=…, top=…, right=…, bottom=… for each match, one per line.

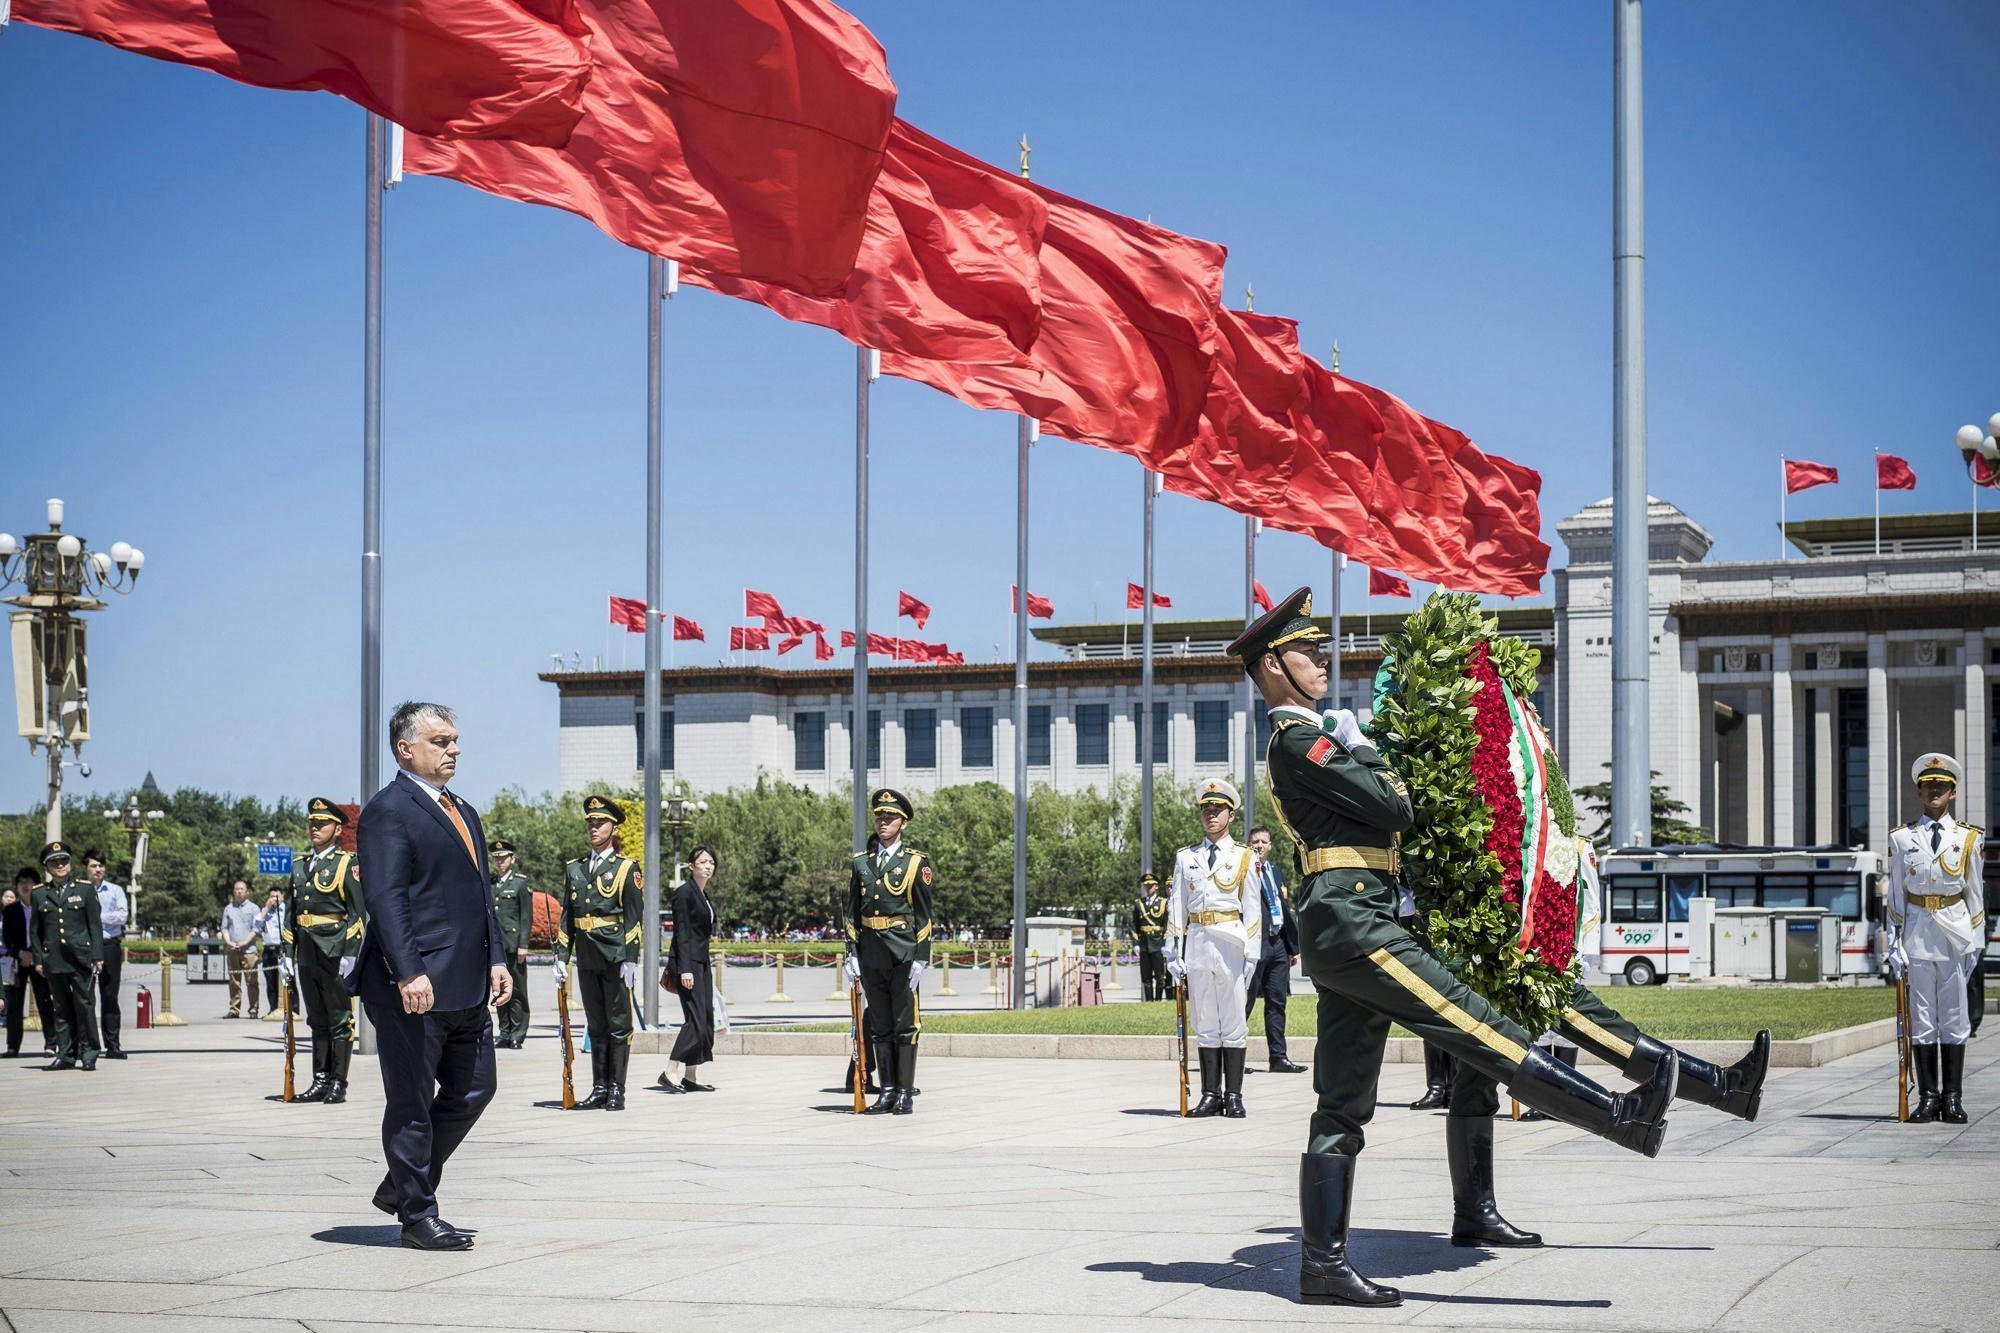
left=937, top=952, right=958, bottom=997
left=767, top=953, right=794, bottom=1003
left=825, top=953, right=848, bottom=1001
left=1103, top=940, right=1124, bottom=991
left=983, top=949, right=1002, bottom=996
left=152, top=954, right=186, bottom=1026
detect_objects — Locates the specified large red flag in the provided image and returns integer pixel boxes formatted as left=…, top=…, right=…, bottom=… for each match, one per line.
left=744, top=589, right=786, bottom=622
left=1783, top=459, right=1839, bottom=494
left=405, top=0, right=898, bottom=297
left=883, top=182, right=1225, bottom=465
left=671, top=615, right=704, bottom=642
left=729, top=626, right=771, bottom=651
left=897, top=590, right=932, bottom=630
left=1369, top=568, right=1413, bottom=598
left=865, top=632, right=897, bottom=657
left=814, top=632, right=835, bottom=661
left=608, top=594, right=647, bottom=632
left=1011, top=586, right=1054, bottom=619
left=17, top=0, right=591, bottom=144
left=686, top=120, right=1045, bottom=364
left=1876, top=454, right=1916, bottom=491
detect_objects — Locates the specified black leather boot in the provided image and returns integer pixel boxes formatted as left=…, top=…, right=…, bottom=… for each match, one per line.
left=296, top=1031, right=331, bottom=1102
left=1221, top=1047, right=1247, bottom=1118
left=1939, top=1044, right=1968, bottom=1124
left=1908, top=1044, right=1939, bottom=1123
left=1627, top=1030, right=1770, bottom=1122
left=574, top=1047, right=609, bottom=1109
left=1518, top=1045, right=1576, bottom=1120
left=892, top=1045, right=917, bottom=1115
left=868, top=1042, right=900, bottom=1113
left=606, top=1046, right=628, bottom=1111
left=1298, top=1154, right=1400, bottom=1306
left=1409, top=1043, right=1452, bottom=1110
left=1189, top=1049, right=1224, bottom=1117
left=1446, top=1116, right=1542, bottom=1247
left=1506, top=1044, right=1676, bottom=1157
left=324, top=1038, right=352, bottom=1104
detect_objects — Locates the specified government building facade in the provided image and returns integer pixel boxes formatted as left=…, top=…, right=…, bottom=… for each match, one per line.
left=544, top=499, right=1999, bottom=849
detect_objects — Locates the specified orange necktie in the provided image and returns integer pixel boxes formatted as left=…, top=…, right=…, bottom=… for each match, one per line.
left=437, top=791, right=480, bottom=866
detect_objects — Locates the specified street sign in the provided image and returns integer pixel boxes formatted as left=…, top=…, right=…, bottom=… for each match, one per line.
left=256, top=844, right=294, bottom=877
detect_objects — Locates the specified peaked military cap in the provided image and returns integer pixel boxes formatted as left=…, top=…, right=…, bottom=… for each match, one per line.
left=1912, top=753, right=1962, bottom=787
left=1195, top=777, right=1241, bottom=810
left=307, top=797, right=348, bottom=825
left=1226, top=585, right=1329, bottom=666
left=1140, top=872, right=1160, bottom=888
left=40, top=840, right=72, bottom=866
left=488, top=838, right=516, bottom=855
left=871, top=788, right=914, bottom=820
left=583, top=794, right=625, bottom=824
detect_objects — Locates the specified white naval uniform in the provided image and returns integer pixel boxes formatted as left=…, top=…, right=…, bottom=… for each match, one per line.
left=1170, top=835, right=1262, bottom=1049
left=1886, top=815, right=1985, bottom=1044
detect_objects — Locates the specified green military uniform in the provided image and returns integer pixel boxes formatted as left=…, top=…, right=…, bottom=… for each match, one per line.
left=1132, top=874, right=1170, bottom=1001
left=845, top=789, right=932, bottom=1114
left=1230, top=588, right=1675, bottom=1308
left=31, top=842, right=102, bottom=1069
left=285, top=799, right=366, bottom=1103
left=555, top=795, right=641, bottom=1110
left=488, top=841, right=535, bottom=1048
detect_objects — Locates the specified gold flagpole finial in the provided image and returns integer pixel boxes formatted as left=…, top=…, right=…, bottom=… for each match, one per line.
left=1018, top=134, right=1031, bottom=179
left=1244, top=282, right=1255, bottom=313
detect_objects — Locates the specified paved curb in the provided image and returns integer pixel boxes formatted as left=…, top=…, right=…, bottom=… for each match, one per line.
left=629, top=1017, right=1896, bottom=1065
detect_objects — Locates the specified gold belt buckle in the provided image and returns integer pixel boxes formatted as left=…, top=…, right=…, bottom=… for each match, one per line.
left=862, top=914, right=907, bottom=930
left=577, top=914, right=617, bottom=931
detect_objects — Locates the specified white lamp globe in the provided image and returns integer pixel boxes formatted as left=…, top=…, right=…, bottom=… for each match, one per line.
left=1959, top=424, right=1985, bottom=453
left=0, top=534, right=15, bottom=558
left=127, top=548, right=146, bottom=570
left=109, top=541, right=133, bottom=565
left=56, top=534, right=81, bottom=557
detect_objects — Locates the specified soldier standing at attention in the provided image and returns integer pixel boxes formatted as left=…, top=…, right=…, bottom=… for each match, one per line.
left=1163, top=780, right=1259, bottom=1118
left=1133, top=873, right=1169, bottom=1001
left=487, top=840, right=534, bottom=1049
left=30, top=842, right=101, bottom=1071
left=1886, top=753, right=1984, bottom=1124
left=843, top=789, right=932, bottom=1115
left=552, top=796, right=642, bottom=1111
left=1230, top=587, right=1675, bottom=1308
left=283, top=799, right=365, bottom=1104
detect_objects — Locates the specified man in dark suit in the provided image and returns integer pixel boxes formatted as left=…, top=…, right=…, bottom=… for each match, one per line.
left=349, top=701, right=512, bottom=1251
left=1245, top=825, right=1305, bottom=1073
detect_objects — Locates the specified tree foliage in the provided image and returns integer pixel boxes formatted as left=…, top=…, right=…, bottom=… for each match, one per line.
left=1570, top=765, right=1709, bottom=848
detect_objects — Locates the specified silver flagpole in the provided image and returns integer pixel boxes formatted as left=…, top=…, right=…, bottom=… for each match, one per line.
left=1140, top=467, right=1157, bottom=875
left=641, top=255, right=672, bottom=1028
left=1013, top=414, right=1033, bottom=1008
left=357, top=111, right=389, bottom=1058
left=1243, top=516, right=1257, bottom=823
left=853, top=346, right=877, bottom=850
left=1610, top=0, right=1651, bottom=850
left=1328, top=551, right=1343, bottom=708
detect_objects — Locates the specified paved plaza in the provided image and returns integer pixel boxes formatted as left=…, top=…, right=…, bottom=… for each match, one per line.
left=0, top=982, right=1994, bottom=1333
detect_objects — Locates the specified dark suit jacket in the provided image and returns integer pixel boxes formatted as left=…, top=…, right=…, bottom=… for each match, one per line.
left=1, top=899, right=28, bottom=956
left=350, top=772, right=505, bottom=1013
left=1253, top=861, right=1300, bottom=958
left=667, top=881, right=715, bottom=977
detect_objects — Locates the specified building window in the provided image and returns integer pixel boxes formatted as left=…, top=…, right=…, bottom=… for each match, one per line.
left=961, top=706, right=994, bottom=768
left=1129, top=701, right=1169, bottom=764
left=1194, top=700, right=1230, bottom=764
left=794, top=711, right=826, bottom=771
left=905, top=708, right=938, bottom=769
left=1026, top=704, right=1052, bottom=767
left=845, top=708, right=881, bottom=770
left=1075, top=703, right=1110, bottom=765
left=1836, top=687, right=1867, bottom=846
left=1801, top=688, right=1819, bottom=844
left=633, top=707, right=675, bottom=771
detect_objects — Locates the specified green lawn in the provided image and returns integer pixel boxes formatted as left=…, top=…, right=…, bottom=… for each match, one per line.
left=780, top=985, right=1894, bottom=1041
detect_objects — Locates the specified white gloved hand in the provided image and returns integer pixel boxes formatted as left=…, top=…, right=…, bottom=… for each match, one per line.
left=1886, top=941, right=1908, bottom=978
left=907, top=960, right=927, bottom=991
left=1167, top=957, right=1187, bottom=982
left=551, top=958, right=568, bottom=987
left=620, top=961, right=638, bottom=990
left=337, top=956, right=356, bottom=981
left=842, top=955, right=861, bottom=985
left=1328, top=708, right=1369, bottom=751
left=1242, top=956, right=1258, bottom=986
left=278, top=956, right=296, bottom=983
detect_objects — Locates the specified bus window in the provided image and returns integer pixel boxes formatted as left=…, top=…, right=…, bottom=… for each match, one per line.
left=1608, top=875, right=1662, bottom=923
left=1708, top=874, right=1758, bottom=909
left=1666, top=875, right=1700, bottom=922
left=1762, top=874, right=1809, bottom=910
left=1810, top=874, right=1861, bottom=918
left=1865, top=872, right=1885, bottom=924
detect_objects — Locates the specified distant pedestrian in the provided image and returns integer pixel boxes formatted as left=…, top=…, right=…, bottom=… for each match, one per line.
left=221, top=881, right=262, bottom=1018
left=85, top=852, right=129, bottom=1059
left=4, top=873, right=57, bottom=1057
left=487, top=840, right=534, bottom=1049
left=659, top=845, right=719, bottom=1093
left=254, top=890, right=296, bottom=1018
left=1244, top=825, right=1304, bottom=1074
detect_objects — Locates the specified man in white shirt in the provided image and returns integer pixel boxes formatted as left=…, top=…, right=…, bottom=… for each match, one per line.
left=85, top=851, right=129, bottom=1059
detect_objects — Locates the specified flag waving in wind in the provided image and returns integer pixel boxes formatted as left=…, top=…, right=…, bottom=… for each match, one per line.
left=1253, top=580, right=1274, bottom=613
left=1125, top=583, right=1170, bottom=610
left=1783, top=459, right=1839, bottom=494
left=1011, top=586, right=1053, bottom=619
left=608, top=595, right=648, bottom=632
left=671, top=616, right=704, bottom=642
left=1876, top=454, right=1916, bottom=490
left=898, top=591, right=932, bottom=630
left=1368, top=569, right=1412, bottom=598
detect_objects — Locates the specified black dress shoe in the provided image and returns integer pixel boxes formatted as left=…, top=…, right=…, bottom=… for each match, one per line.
left=80, top=1057, right=97, bottom=1071
left=891, top=1089, right=914, bottom=1115
left=323, top=1080, right=347, bottom=1105
left=1269, top=1058, right=1307, bottom=1074
left=656, top=1071, right=684, bottom=1093
left=680, top=1077, right=715, bottom=1093
left=400, top=1217, right=472, bottom=1251
left=1221, top=1093, right=1247, bottom=1119
left=42, top=1058, right=75, bottom=1072
left=104, top=1049, right=128, bottom=1060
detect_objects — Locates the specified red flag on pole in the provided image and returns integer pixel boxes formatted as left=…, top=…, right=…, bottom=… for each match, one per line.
left=897, top=591, right=932, bottom=630
left=839, top=630, right=857, bottom=649
left=671, top=615, right=704, bottom=642
left=1783, top=459, right=1839, bottom=494
left=16, top=0, right=592, bottom=145
left=1368, top=569, right=1413, bottom=598
left=1253, top=580, right=1274, bottom=613
left=608, top=595, right=648, bottom=632
left=1124, top=583, right=1171, bottom=610
left=404, top=0, right=898, bottom=297
left=729, top=626, right=771, bottom=651
left=744, top=589, right=785, bottom=622
left=866, top=632, right=896, bottom=657
left=1011, top=586, right=1054, bottom=619
left=814, top=633, right=835, bottom=661
left=776, top=634, right=804, bottom=655
left=1876, top=454, right=1917, bottom=490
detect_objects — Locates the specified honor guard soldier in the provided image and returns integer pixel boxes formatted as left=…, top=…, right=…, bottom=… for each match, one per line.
left=283, top=799, right=366, bottom=1103
left=1163, top=780, right=1259, bottom=1117
left=552, top=796, right=642, bottom=1110
left=842, top=789, right=932, bottom=1115
left=1886, top=753, right=1984, bottom=1124
left=1132, top=873, right=1170, bottom=1001
left=1231, top=588, right=1675, bottom=1308
left=488, top=840, right=534, bottom=1049
left=30, top=842, right=102, bottom=1071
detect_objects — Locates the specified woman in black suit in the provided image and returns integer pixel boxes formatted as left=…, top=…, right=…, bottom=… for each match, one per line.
left=659, top=845, right=718, bottom=1093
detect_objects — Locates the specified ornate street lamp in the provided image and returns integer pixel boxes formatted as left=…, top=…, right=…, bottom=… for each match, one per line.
left=1954, top=414, right=2000, bottom=488
left=1, top=498, right=147, bottom=840
left=101, top=794, right=165, bottom=934
left=661, top=787, right=708, bottom=888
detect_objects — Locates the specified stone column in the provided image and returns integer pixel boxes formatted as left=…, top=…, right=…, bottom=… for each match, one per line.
left=1811, top=687, right=1836, bottom=843
left=1745, top=699, right=1768, bottom=845
left=1770, top=640, right=1794, bottom=843
left=1867, top=634, right=1889, bottom=850
left=1967, top=631, right=1990, bottom=829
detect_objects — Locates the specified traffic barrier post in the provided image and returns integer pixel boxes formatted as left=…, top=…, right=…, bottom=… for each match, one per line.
left=152, top=955, right=187, bottom=1026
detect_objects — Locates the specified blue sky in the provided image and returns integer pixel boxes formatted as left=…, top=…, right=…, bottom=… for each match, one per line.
left=2, top=1, right=1996, bottom=811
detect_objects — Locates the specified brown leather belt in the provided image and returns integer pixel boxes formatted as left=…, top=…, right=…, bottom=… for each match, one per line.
left=1303, top=845, right=1400, bottom=875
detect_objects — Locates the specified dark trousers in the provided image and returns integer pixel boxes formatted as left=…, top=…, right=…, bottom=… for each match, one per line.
left=1138, top=949, right=1167, bottom=1002
left=576, top=956, right=631, bottom=1047
left=670, top=960, right=715, bottom=1064
left=298, top=947, right=354, bottom=1043
left=261, top=950, right=297, bottom=1016
left=860, top=957, right=919, bottom=1046
left=1971, top=965, right=1986, bottom=1038
left=365, top=1000, right=496, bottom=1225
left=495, top=957, right=530, bottom=1043
left=5, top=966, right=57, bottom=1053
left=48, top=967, right=100, bottom=1061
left=98, top=940, right=124, bottom=1051
left=1247, top=952, right=1292, bottom=1062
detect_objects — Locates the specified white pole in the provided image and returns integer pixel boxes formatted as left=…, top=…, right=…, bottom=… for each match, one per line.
left=1140, top=468, right=1157, bottom=874
left=1779, top=455, right=1787, bottom=562
left=1874, top=457, right=1881, bottom=557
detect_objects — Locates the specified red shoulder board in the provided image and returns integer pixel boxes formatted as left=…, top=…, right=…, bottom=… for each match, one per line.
left=921, top=865, right=933, bottom=886
left=1307, top=736, right=1337, bottom=766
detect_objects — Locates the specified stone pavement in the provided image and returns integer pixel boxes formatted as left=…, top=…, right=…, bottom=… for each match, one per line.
left=0, top=1012, right=1994, bottom=1333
